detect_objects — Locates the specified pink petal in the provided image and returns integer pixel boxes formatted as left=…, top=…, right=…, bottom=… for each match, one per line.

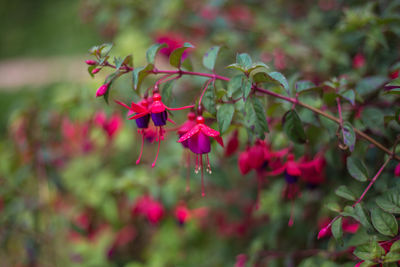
left=177, top=125, right=201, bottom=143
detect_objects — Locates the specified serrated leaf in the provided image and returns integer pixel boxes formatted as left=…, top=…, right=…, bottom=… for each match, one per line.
left=339, top=90, right=356, bottom=106
left=268, top=72, right=289, bottom=95
left=347, top=156, right=369, bottom=182
left=217, top=104, right=234, bottom=134
left=371, top=207, right=398, bottom=237
left=169, top=43, right=194, bottom=68
left=332, top=217, right=343, bottom=246
left=227, top=75, right=244, bottom=98
left=335, top=185, right=357, bottom=201
left=282, top=110, right=307, bottom=143
left=248, top=62, right=269, bottom=73
left=236, top=53, right=252, bottom=69
left=252, top=97, right=269, bottom=135
left=226, top=63, right=246, bottom=72
left=203, top=46, right=221, bottom=70
left=249, top=67, right=270, bottom=83
left=342, top=121, right=356, bottom=152
left=202, top=83, right=216, bottom=115
left=132, top=64, right=153, bottom=91
left=146, top=43, right=167, bottom=64
left=242, top=77, right=252, bottom=100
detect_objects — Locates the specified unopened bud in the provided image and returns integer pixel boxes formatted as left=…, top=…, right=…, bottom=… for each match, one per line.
left=96, top=83, right=109, bottom=97
left=85, top=60, right=97, bottom=65
left=91, top=68, right=101, bottom=74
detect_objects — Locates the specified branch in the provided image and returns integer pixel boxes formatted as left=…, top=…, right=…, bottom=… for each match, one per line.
left=101, top=62, right=400, bottom=161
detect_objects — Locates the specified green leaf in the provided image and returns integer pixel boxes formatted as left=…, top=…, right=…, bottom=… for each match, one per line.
left=342, top=121, right=356, bottom=152
left=203, top=46, right=221, bottom=70
left=389, top=240, right=400, bottom=253
left=268, top=72, right=289, bottom=95
left=217, top=104, right=235, bottom=134
left=282, top=110, right=307, bottom=143
left=248, top=62, right=269, bottom=73
left=354, top=203, right=374, bottom=231
left=346, top=156, right=369, bottom=182
left=296, top=80, right=319, bottom=94
left=132, top=64, right=153, bottom=91
left=161, top=80, right=174, bottom=106
left=370, top=207, right=398, bottom=237
left=181, top=58, right=193, bottom=71
left=376, top=191, right=400, bottom=214
left=354, top=241, right=385, bottom=261
left=103, top=71, right=120, bottom=104
left=383, top=88, right=400, bottom=95
left=383, top=252, right=400, bottom=263
left=252, top=97, right=269, bottom=136
left=332, top=217, right=343, bottom=246
left=335, top=185, right=357, bottom=201
left=249, top=67, right=270, bottom=83
left=226, top=63, right=246, bottom=72
left=202, top=83, right=216, bottom=115
left=227, top=75, right=244, bottom=98
left=146, top=43, right=167, bottom=64
left=339, top=90, right=356, bottom=106
left=356, top=76, right=387, bottom=97
left=384, top=77, right=400, bottom=90
left=236, top=53, right=252, bottom=69
left=242, top=77, right=252, bottom=100
left=87, top=65, right=96, bottom=78
left=361, top=107, right=384, bottom=130
left=169, top=42, right=194, bottom=68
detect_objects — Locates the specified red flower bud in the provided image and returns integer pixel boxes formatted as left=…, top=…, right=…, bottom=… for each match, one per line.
left=238, top=150, right=251, bottom=175
left=395, top=163, right=400, bottom=177
left=91, top=68, right=101, bottom=74
left=85, top=60, right=97, bottom=65
left=352, top=53, right=365, bottom=69
left=317, top=225, right=331, bottom=239
left=224, top=130, right=239, bottom=157
left=96, top=83, right=109, bottom=97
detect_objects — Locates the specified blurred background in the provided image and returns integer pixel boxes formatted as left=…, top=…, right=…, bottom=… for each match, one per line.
left=1, top=0, right=400, bottom=266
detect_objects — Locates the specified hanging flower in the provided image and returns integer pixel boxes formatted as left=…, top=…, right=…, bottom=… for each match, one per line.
left=177, top=115, right=224, bottom=196
left=132, top=195, right=164, bottom=224
left=174, top=202, right=191, bottom=226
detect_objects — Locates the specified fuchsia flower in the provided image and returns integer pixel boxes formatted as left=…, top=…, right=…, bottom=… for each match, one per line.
left=234, top=254, right=247, bottom=267
left=178, top=115, right=224, bottom=196
left=85, top=59, right=97, bottom=65
left=299, top=154, right=326, bottom=187
left=224, top=130, right=239, bottom=157
left=156, top=32, right=188, bottom=58
left=352, top=53, right=365, bottom=69
left=132, top=195, right=164, bottom=224
left=174, top=203, right=191, bottom=226
left=318, top=217, right=360, bottom=239
left=94, top=111, right=122, bottom=139
left=177, top=111, right=197, bottom=149
left=395, top=163, right=400, bottom=177
left=116, top=93, right=193, bottom=167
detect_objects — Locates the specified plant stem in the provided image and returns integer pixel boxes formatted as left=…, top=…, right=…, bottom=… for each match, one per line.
left=103, top=62, right=400, bottom=161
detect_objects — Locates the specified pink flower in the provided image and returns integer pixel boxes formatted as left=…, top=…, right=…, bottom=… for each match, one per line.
left=299, top=154, right=326, bottom=187
left=395, top=163, right=400, bottom=177
left=174, top=203, right=191, bottom=225
left=234, top=254, right=247, bottom=267
left=91, top=68, right=101, bottom=74
left=85, top=59, right=97, bottom=65
left=224, top=130, right=239, bottom=157
left=156, top=32, right=188, bottom=58
left=238, top=149, right=251, bottom=175
left=132, top=195, right=164, bottom=224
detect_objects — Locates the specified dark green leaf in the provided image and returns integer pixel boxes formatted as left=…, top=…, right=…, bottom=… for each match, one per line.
left=342, top=121, right=356, bottom=152
left=252, top=97, right=269, bottom=136
left=249, top=67, right=270, bottom=83
left=282, top=110, right=307, bottom=143
left=217, top=104, right=235, bottom=134
left=356, top=76, right=387, bottom=97
left=169, top=42, right=194, bottom=68
left=202, top=83, right=216, bottom=115
left=354, top=203, right=374, bottom=232
left=332, top=217, right=343, bottom=246
left=88, top=65, right=96, bottom=78
left=384, top=77, right=400, bottom=90
left=376, top=191, right=400, bottom=214
left=181, top=58, right=193, bottom=71
left=243, top=97, right=268, bottom=140
left=383, top=88, right=400, bottom=95
left=296, top=80, right=319, bottom=94
left=146, top=43, right=167, bottom=64
left=346, top=156, right=368, bottom=182
left=370, top=207, right=398, bottom=236
left=361, top=107, right=384, bottom=130
left=335, top=185, right=357, bottom=201
left=132, top=64, right=153, bottom=91
left=103, top=71, right=120, bottom=104
left=203, top=46, right=221, bottom=70
left=383, top=252, right=400, bottom=263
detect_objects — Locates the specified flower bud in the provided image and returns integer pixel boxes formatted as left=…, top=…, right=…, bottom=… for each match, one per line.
left=317, top=225, right=331, bottom=239
left=85, top=60, right=97, bottom=65
left=395, top=163, right=400, bottom=177
left=91, top=68, right=101, bottom=74
left=96, top=83, right=109, bottom=97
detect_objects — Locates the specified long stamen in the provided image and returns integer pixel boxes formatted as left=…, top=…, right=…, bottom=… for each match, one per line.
left=200, top=154, right=205, bottom=197
left=151, top=127, right=162, bottom=168
left=288, top=200, right=295, bottom=227
left=206, top=154, right=212, bottom=174
left=136, top=130, right=145, bottom=165
left=186, top=151, right=190, bottom=192
left=195, top=154, right=199, bottom=174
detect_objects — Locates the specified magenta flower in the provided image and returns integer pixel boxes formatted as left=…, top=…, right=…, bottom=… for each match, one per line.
left=174, top=203, right=191, bottom=226
left=178, top=115, right=224, bottom=196
left=177, top=111, right=196, bottom=148
left=132, top=195, right=164, bottom=224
